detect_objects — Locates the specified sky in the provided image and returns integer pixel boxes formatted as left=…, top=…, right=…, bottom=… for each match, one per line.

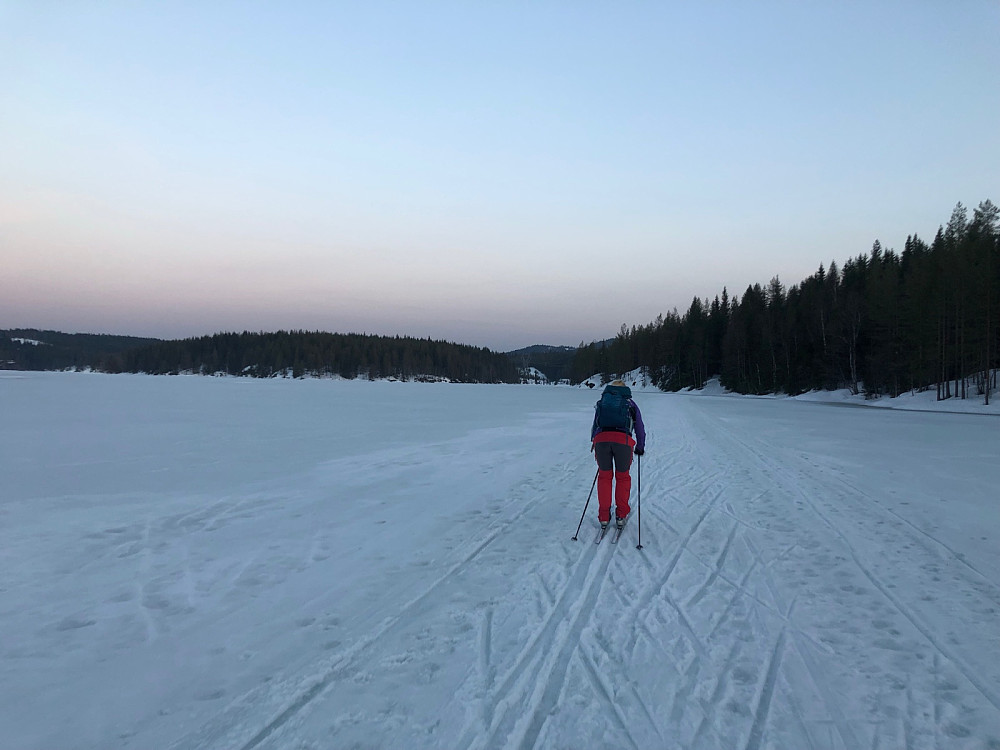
left=2, top=1, right=998, bottom=351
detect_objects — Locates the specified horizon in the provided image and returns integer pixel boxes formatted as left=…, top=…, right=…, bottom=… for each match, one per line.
left=3, top=2, right=998, bottom=351
left=3, top=325, right=589, bottom=353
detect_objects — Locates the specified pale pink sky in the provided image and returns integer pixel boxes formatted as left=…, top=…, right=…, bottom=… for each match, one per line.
left=3, top=2, right=998, bottom=349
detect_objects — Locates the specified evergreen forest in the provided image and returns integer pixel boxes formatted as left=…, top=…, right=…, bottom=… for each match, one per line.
left=5, top=200, right=997, bottom=401
left=571, top=200, right=999, bottom=404
left=116, top=330, right=521, bottom=383
left=0, top=330, right=160, bottom=371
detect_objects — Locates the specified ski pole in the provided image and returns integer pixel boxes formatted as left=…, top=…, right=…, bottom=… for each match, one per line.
left=636, top=454, right=643, bottom=550
left=572, top=468, right=600, bottom=541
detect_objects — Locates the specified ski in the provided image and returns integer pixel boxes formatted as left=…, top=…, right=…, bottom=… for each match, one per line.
left=595, top=523, right=610, bottom=544
left=611, top=516, right=630, bottom=544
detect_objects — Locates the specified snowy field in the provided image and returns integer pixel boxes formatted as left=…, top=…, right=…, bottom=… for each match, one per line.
left=2, top=371, right=999, bottom=750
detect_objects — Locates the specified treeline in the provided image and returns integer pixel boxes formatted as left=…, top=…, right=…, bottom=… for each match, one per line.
left=572, top=200, right=999, bottom=403
left=116, top=330, right=521, bottom=383
left=0, top=329, right=159, bottom=371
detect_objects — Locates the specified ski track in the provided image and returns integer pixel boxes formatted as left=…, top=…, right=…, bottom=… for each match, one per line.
left=685, top=521, right=739, bottom=609
left=722, top=423, right=1000, bottom=716
left=11, top=380, right=1000, bottom=750
left=745, top=628, right=787, bottom=750
left=459, top=535, right=617, bottom=749
left=833, top=473, right=1000, bottom=605
left=577, top=648, right=643, bottom=750
left=509, top=547, right=639, bottom=750
left=748, top=533, right=860, bottom=749
left=693, top=403, right=1000, bottom=747
left=135, top=400, right=1000, bottom=748
left=170, top=491, right=540, bottom=750
left=515, top=396, right=1000, bottom=750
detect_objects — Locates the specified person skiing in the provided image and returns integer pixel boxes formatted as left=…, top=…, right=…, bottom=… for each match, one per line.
left=591, top=379, right=645, bottom=530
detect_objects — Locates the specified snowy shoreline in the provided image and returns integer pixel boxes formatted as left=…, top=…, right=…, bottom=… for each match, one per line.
left=8, top=368, right=999, bottom=417
left=583, top=369, right=1000, bottom=416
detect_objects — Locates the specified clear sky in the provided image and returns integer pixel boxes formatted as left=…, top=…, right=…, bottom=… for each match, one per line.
left=2, top=1, right=998, bottom=350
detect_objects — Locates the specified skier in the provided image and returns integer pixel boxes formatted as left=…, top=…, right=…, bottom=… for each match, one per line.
left=591, top=379, right=645, bottom=530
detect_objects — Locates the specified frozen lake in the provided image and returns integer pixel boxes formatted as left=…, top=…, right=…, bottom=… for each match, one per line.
left=2, top=372, right=999, bottom=749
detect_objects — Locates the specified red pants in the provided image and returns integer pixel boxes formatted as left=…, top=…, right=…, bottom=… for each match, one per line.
left=593, top=433, right=634, bottom=522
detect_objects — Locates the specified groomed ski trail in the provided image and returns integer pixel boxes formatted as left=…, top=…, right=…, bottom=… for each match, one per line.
left=84, top=394, right=1000, bottom=750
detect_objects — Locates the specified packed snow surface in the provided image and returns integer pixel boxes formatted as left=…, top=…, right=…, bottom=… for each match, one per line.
left=2, top=372, right=999, bottom=749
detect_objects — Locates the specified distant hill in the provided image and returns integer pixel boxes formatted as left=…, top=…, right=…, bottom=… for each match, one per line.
left=3, top=329, right=600, bottom=384
left=505, top=344, right=579, bottom=383
left=506, top=344, right=577, bottom=357
left=120, top=330, right=520, bottom=382
left=0, top=329, right=161, bottom=371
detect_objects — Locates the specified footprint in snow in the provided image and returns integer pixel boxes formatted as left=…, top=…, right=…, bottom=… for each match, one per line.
left=56, top=616, right=96, bottom=631
left=194, top=688, right=225, bottom=701
left=731, top=666, right=755, bottom=685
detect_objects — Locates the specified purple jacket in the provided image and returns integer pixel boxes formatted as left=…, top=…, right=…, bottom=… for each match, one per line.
left=591, top=398, right=646, bottom=451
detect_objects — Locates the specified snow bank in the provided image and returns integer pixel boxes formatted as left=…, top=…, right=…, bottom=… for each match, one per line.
left=591, top=373, right=1000, bottom=416
left=791, top=384, right=1000, bottom=415
left=520, top=366, right=549, bottom=384
left=578, top=367, right=659, bottom=393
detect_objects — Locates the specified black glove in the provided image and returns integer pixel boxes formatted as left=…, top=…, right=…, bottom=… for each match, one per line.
left=634, top=447, right=645, bottom=456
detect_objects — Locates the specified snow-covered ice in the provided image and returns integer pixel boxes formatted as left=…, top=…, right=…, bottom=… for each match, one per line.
left=2, top=371, right=999, bottom=749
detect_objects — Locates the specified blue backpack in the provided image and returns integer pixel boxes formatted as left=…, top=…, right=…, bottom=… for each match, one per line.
left=596, top=384, right=633, bottom=433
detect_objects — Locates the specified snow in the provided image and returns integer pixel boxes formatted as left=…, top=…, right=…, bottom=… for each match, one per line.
left=670, top=376, right=1000, bottom=416
left=580, top=367, right=659, bottom=393
left=521, top=367, right=549, bottom=384
left=3, top=371, right=1000, bottom=749
left=794, top=382, right=1000, bottom=415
